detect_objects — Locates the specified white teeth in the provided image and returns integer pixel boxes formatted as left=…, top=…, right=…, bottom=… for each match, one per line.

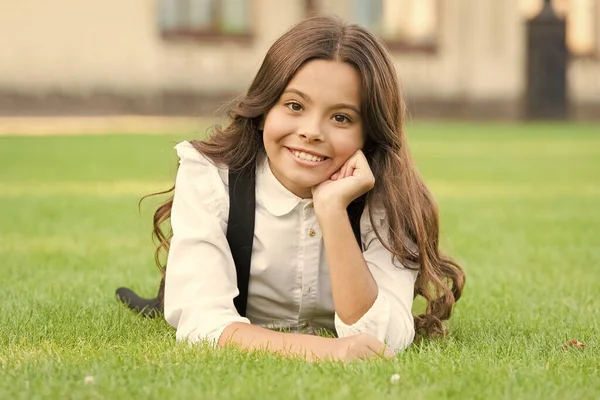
left=293, top=151, right=324, bottom=162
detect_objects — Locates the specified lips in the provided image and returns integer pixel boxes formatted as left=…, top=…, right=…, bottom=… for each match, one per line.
left=292, top=150, right=325, bottom=162
left=286, top=147, right=328, bottom=163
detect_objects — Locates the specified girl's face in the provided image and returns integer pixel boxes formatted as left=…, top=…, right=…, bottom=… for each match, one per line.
left=262, top=60, right=364, bottom=198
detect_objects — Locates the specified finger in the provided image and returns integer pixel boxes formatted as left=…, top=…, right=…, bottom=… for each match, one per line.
left=363, top=345, right=385, bottom=360
left=335, top=158, right=348, bottom=180
left=341, top=157, right=357, bottom=179
left=367, top=344, right=395, bottom=359
left=383, top=345, right=396, bottom=358
left=339, top=163, right=350, bottom=179
left=349, top=152, right=369, bottom=177
left=352, top=153, right=369, bottom=173
left=350, top=149, right=365, bottom=163
left=351, top=154, right=375, bottom=184
left=363, top=334, right=395, bottom=358
left=331, top=172, right=339, bottom=180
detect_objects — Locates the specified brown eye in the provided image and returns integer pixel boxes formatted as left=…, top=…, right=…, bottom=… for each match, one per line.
left=285, top=102, right=303, bottom=112
left=333, top=114, right=350, bottom=124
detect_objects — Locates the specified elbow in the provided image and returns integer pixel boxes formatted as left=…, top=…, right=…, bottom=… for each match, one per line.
left=165, top=303, right=251, bottom=345
left=164, top=305, right=196, bottom=343
left=336, top=308, right=370, bottom=326
left=334, top=293, right=416, bottom=351
left=163, top=303, right=204, bottom=344
left=163, top=303, right=181, bottom=330
left=386, top=315, right=415, bottom=351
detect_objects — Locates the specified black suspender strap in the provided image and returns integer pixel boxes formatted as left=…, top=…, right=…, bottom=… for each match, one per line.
left=227, top=167, right=256, bottom=317
left=347, top=195, right=366, bottom=251
left=226, top=165, right=366, bottom=318
left=118, top=165, right=366, bottom=319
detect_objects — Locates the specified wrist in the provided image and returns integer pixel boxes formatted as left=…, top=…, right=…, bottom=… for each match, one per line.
left=314, top=202, right=348, bottom=223
left=298, top=335, right=343, bottom=362
left=333, top=336, right=351, bottom=361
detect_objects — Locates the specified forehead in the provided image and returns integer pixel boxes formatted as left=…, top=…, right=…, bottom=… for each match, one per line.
left=285, top=60, right=361, bottom=107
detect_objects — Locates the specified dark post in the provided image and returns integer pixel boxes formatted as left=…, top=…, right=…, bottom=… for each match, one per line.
left=525, top=0, right=569, bottom=119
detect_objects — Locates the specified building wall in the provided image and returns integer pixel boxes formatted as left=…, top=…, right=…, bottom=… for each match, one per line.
left=0, top=0, right=160, bottom=94
left=389, top=0, right=524, bottom=101
left=0, top=0, right=304, bottom=96
left=0, top=0, right=597, bottom=116
left=569, top=2, right=600, bottom=104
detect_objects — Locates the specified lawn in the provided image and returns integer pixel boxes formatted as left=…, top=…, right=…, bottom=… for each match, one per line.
left=1, top=122, right=598, bottom=399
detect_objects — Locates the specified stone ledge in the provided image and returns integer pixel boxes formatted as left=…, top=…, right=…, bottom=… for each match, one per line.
left=0, top=92, right=598, bottom=121
left=0, top=115, right=207, bottom=135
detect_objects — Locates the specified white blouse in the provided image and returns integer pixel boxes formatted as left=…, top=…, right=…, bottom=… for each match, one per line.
left=164, top=141, right=418, bottom=351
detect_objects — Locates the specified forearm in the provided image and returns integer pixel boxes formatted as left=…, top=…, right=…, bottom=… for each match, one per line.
left=318, top=207, right=378, bottom=325
left=218, top=322, right=339, bottom=361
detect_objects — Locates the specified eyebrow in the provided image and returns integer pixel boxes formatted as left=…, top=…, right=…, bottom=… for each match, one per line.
left=282, top=88, right=361, bottom=115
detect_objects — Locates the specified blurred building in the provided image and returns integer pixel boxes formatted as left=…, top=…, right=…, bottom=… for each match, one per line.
left=0, top=0, right=598, bottom=119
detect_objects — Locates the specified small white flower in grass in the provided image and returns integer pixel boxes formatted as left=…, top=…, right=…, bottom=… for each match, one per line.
left=84, top=376, right=95, bottom=384
left=390, top=374, right=400, bottom=384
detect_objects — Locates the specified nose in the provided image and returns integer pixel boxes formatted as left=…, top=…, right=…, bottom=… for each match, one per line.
left=297, top=119, right=324, bottom=142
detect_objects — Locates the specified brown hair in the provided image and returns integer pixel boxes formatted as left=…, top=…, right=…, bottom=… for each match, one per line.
left=148, top=15, right=465, bottom=337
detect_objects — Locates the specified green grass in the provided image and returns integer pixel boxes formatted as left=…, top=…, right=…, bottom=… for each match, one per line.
left=1, top=122, right=599, bottom=399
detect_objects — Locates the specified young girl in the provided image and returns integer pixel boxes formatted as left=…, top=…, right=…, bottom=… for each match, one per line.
left=141, top=15, right=464, bottom=362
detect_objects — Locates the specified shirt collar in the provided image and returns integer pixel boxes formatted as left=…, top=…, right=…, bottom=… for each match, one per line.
left=256, top=158, right=304, bottom=216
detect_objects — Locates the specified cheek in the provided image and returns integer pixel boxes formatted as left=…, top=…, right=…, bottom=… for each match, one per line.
left=263, top=109, right=292, bottom=142
left=332, top=129, right=364, bottom=158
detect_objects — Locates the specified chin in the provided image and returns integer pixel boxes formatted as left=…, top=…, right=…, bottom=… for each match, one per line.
left=286, top=172, right=326, bottom=192
left=291, top=175, right=323, bottom=188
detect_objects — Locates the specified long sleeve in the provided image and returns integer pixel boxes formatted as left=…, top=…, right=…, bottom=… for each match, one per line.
left=334, top=208, right=417, bottom=351
left=164, top=142, right=250, bottom=344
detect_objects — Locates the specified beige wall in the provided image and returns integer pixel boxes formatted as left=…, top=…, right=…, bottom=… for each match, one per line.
left=572, top=59, right=600, bottom=103
left=569, top=2, right=600, bottom=103
left=0, top=0, right=598, bottom=111
left=390, top=0, right=524, bottom=101
left=0, top=0, right=305, bottom=96
left=158, top=0, right=306, bottom=94
left=0, top=0, right=159, bottom=94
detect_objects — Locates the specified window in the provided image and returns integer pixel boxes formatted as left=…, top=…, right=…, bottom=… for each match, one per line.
left=520, top=0, right=598, bottom=56
left=159, top=0, right=252, bottom=39
left=353, top=0, right=439, bottom=50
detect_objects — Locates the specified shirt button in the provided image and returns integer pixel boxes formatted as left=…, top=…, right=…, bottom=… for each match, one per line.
left=308, top=228, right=316, bottom=237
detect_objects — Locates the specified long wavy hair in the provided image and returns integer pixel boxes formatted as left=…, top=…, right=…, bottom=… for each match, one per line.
left=148, top=15, right=465, bottom=337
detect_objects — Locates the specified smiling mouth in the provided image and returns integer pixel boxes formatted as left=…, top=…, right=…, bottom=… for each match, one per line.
left=290, top=149, right=327, bottom=162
